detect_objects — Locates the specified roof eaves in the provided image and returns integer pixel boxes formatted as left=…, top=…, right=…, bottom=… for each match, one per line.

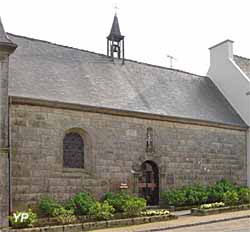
left=10, top=96, right=249, bottom=131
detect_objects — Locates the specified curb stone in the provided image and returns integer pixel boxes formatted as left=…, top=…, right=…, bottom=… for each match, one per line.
left=136, top=215, right=250, bottom=232
left=0, top=215, right=177, bottom=232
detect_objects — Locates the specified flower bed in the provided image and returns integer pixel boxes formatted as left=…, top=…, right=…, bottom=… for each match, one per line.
left=140, top=209, right=170, bottom=216
left=200, top=202, right=225, bottom=209
left=191, top=203, right=250, bottom=216
left=3, top=214, right=177, bottom=232
left=7, top=191, right=177, bottom=230
left=29, top=209, right=171, bottom=227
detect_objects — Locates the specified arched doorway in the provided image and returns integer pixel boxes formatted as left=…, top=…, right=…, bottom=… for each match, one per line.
left=138, top=161, right=159, bottom=205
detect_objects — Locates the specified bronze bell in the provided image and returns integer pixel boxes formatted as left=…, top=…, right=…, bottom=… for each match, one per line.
left=113, top=44, right=119, bottom=52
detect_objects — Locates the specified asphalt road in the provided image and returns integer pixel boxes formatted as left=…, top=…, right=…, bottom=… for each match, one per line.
left=161, top=218, right=250, bottom=232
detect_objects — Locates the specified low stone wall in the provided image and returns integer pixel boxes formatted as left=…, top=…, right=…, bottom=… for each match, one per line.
left=191, top=204, right=250, bottom=216
left=3, top=214, right=177, bottom=232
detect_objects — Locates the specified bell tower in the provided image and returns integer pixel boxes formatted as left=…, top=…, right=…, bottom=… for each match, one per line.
left=0, top=17, right=16, bottom=227
left=107, top=13, right=125, bottom=64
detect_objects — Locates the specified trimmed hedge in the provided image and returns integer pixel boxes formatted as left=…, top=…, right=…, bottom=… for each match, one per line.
left=161, top=179, right=250, bottom=207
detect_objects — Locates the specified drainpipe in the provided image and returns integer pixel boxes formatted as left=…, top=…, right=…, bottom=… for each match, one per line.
left=8, top=96, right=12, bottom=216
left=246, top=91, right=250, bottom=187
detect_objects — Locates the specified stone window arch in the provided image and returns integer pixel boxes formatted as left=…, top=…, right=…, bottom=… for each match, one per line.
left=63, top=132, right=84, bottom=168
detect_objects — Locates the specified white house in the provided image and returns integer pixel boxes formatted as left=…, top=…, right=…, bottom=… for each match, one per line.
left=207, top=40, right=250, bottom=186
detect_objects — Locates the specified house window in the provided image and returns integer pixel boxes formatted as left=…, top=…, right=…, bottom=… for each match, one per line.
left=63, top=132, right=84, bottom=168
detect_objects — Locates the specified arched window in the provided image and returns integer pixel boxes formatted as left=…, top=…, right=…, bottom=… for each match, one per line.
left=63, top=132, right=84, bottom=168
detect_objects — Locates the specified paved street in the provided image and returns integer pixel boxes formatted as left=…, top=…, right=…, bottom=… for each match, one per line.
left=92, top=210, right=250, bottom=232
left=164, top=218, right=250, bottom=232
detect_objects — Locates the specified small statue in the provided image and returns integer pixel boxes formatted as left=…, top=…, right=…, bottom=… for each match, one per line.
left=146, top=127, right=154, bottom=153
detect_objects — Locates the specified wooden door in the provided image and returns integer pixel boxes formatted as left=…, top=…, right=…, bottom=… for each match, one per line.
left=138, top=161, right=159, bottom=205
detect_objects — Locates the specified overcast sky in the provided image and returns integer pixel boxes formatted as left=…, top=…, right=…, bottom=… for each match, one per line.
left=0, top=0, right=250, bottom=75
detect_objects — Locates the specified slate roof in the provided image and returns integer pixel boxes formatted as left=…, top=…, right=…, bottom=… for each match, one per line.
left=7, top=33, right=246, bottom=127
left=234, top=55, right=250, bottom=79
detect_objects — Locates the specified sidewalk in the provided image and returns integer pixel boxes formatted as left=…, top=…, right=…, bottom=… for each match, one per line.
left=90, top=210, right=250, bottom=232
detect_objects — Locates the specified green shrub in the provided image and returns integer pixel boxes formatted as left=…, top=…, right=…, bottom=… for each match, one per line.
left=161, top=180, right=239, bottom=207
left=89, top=200, right=115, bottom=220
left=52, top=207, right=77, bottom=224
left=184, top=184, right=208, bottom=205
left=223, top=191, right=239, bottom=206
left=102, top=191, right=131, bottom=213
left=160, top=189, right=186, bottom=206
left=38, top=196, right=62, bottom=217
left=238, top=188, right=250, bottom=204
left=207, top=180, right=237, bottom=203
left=122, top=197, right=146, bottom=217
left=65, top=192, right=96, bottom=215
left=9, top=209, right=37, bottom=229
left=103, top=191, right=146, bottom=216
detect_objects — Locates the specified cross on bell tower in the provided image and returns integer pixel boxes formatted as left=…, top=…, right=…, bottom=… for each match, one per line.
left=107, top=12, right=125, bottom=64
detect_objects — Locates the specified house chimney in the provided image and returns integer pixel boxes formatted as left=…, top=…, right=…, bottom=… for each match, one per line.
left=209, top=40, right=234, bottom=66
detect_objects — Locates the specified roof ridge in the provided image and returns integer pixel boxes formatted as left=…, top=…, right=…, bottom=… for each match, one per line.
left=7, top=32, right=207, bottom=79
left=234, top=54, right=250, bottom=61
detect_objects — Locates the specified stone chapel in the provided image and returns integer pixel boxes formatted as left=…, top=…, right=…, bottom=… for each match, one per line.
left=0, top=14, right=249, bottom=227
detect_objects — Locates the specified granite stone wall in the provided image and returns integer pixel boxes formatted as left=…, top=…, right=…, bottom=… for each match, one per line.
left=10, top=104, right=247, bottom=210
